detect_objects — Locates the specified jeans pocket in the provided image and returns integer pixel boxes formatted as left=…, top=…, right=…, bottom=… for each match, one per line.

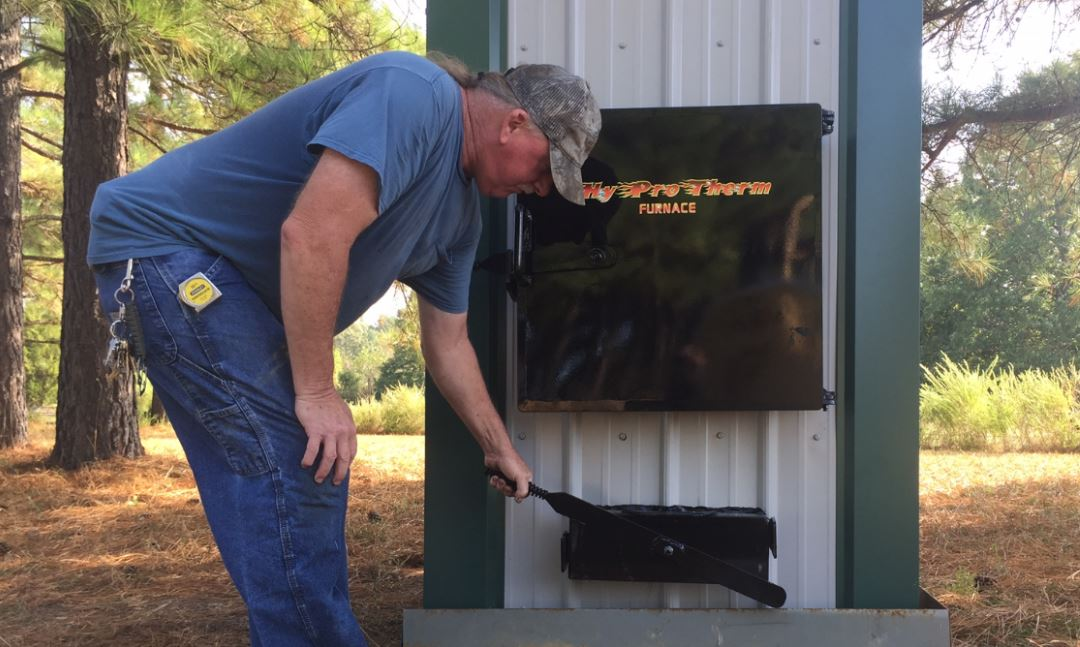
left=169, top=354, right=272, bottom=477
left=138, top=250, right=277, bottom=477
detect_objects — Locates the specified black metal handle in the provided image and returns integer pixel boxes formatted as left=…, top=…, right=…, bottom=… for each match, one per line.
left=485, top=468, right=549, bottom=499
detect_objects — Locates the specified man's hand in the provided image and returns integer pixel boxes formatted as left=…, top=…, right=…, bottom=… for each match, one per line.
left=295, top=390, right=357, bottom=486
left=485, top=448, right=533, bottom=502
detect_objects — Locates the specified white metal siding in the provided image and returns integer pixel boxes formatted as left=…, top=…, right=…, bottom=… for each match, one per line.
left=503, top=0, right=839, bottom=609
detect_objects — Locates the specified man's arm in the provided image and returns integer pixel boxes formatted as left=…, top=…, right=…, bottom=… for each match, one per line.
left=280, top=149, right=379, bottom=486
left=418, top=297, right=533, bottom=501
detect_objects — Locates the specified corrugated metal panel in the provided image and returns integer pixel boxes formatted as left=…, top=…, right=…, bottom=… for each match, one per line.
left=503, top=0, right=839, bottom=609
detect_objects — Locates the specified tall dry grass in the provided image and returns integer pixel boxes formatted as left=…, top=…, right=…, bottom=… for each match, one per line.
left=921, top=356, right=1080, bottom=451
left=350, top=383, right=424, bottom=435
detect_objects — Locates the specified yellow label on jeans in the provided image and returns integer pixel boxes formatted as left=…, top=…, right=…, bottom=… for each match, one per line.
left=178, top=273, right=222, bottom=312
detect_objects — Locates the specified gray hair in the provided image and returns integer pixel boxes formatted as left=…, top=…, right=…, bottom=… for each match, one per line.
left=428, top=51, right=522, bottom=108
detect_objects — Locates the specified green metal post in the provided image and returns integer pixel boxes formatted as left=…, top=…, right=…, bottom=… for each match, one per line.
left=424, top=0, right=509, bottom=609
left=836, top=0, right=923, bottom=608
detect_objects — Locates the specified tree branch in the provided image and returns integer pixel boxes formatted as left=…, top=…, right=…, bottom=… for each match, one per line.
left=21, top=126, right=62, bottom=151
left=23, top=255, right=64, bottom=264
left=0, top=55, right=43, bottom=83
left=129, top=124, right=168, bottom=155
left=21, top=141, right=61, bottom=162
left=32, top=42, right=65, bottom=59
left=922, top=121, right=963, bottom=172
left=924, top=99, right=1080, bottom=136
left=145, top=116, right=217, bottom=136
left=923, top=0, right=988, bottom=24
left=21, top=87, right=63, bottom=102
left=21, top=215, right=63, bottom=225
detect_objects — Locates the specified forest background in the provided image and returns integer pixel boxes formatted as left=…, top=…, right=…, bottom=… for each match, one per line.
left=0, top=0, right=427, bottom=466
left=4, top=0, right=1080, bottom=461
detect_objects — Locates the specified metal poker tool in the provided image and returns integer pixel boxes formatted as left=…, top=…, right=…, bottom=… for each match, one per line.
left=486, top=468, right=787, bottom=608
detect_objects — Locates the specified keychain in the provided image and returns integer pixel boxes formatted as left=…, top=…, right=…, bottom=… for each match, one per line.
left=103, top=259, right=146, bottom=392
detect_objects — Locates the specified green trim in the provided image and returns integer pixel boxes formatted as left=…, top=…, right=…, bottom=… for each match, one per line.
left=423, top=0, right=509, bottom=609
left=836, top=0, right=922, bottom=608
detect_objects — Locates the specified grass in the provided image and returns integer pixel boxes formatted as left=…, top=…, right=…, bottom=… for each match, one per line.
left=0, top=417, right=424, bottom=647
left=921, top=357, right=1080, bottom=452
left=921, top=451, right=1080, bottom=646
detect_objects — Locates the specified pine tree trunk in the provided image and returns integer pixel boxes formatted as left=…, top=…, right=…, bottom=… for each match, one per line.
left=51, top=3, right=142, bottom=468
left=0, top=0, right=28, bottom=450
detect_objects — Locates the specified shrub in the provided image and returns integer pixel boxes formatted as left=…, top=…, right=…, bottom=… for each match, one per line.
left=921, top=355, right=1080, bottom=451
left=920, top=356, right=1003, bottom=450
left=337, top=370, right=361, bottom=404
left=380, top=383, right=425, bottom=435
left=351, top=398, right=384, bottom=435
left=1001, top=368, right=1080, bottom=451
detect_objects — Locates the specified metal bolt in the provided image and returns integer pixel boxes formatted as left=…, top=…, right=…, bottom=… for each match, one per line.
left=618, top=42, right=627, bottom=50
left=716, top=41, right=724, bottom=47
left=517, top=432, right=527, bottom=440
left=812, top=433, right=821, bottom=441
left=715, top=432, right=725, bottom=439
left=813, top=38, right=821, bottom=45
left=662, top=544, right=675, bottom=557
left=618, top=432, right=628, bottom=441
left=520, top=44, right=528, bottom=51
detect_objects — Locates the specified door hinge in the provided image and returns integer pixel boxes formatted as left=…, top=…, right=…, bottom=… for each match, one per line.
left=822, top=389, right=837, bottom=410
left=822, top=109, right=835, bottom=136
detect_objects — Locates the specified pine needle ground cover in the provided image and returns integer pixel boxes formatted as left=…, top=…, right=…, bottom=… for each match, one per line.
left=5, top=423, right=1079, bottom=646
left=0, top=418, right=423, bottom=647
left=921, top=452, right=1080, bottom=646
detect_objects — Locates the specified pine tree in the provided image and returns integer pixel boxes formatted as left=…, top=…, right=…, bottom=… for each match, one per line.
left=0, top=0, right=28, bottom=449
left=51, top=0, right=141, bottom=467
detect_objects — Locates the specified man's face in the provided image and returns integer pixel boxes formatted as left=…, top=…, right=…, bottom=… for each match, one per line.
left=474, top=109, right=555, bottom=199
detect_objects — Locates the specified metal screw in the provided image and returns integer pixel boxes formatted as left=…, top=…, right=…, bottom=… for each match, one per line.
left=617, top=42, right=627, bottom=50
left=518, top=432, right=527, bottom=440
left=520, top=44, right=528, bottom=51
left=662, top=544, right=675, bottom=557
left=716, top=41, right=724, bottom=47
left=715, top=432, right=725, bottom=439
left=618, top=432, right=628, bottom=441
left=812, top=433, right=821, bottom=441
left=813, top=38, right=821, bottom=45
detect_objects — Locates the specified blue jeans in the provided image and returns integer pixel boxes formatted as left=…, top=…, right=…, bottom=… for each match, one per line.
left=94, top=248, right=367, bottom=647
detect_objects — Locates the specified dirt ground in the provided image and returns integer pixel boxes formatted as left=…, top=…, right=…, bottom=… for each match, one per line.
left=3, top=420, right=1079, bottom=646
left=0, top=420, right=423, bottom=647
left=920, top=451, right=1080, bottom=646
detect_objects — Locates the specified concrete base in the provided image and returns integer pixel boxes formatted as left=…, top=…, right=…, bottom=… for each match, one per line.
left=403, top=606, right=950, bottom=647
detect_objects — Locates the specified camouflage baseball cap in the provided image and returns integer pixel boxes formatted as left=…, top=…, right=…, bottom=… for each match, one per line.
left=505, top=64, right=601, bottom=206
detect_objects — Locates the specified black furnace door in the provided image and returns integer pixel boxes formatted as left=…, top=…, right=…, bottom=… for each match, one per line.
left=516, top=104, right=824, bottom=412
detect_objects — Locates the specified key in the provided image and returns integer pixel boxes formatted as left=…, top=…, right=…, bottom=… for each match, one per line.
left=104, top=337, right=123, bottom=371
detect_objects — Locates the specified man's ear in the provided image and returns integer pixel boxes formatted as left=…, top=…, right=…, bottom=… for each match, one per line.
left=500, top=108, right=531, bottom=143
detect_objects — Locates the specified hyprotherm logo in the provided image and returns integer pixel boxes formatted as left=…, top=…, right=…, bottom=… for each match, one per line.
left=583, top=179, right=772, bottom=215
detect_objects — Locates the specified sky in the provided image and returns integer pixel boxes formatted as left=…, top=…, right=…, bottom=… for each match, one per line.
left=923, top=4, right=1080, bottom=90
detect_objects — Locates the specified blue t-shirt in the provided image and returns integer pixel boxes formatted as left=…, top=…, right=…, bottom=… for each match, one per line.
left=88, top=51, right=480, bottom=332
